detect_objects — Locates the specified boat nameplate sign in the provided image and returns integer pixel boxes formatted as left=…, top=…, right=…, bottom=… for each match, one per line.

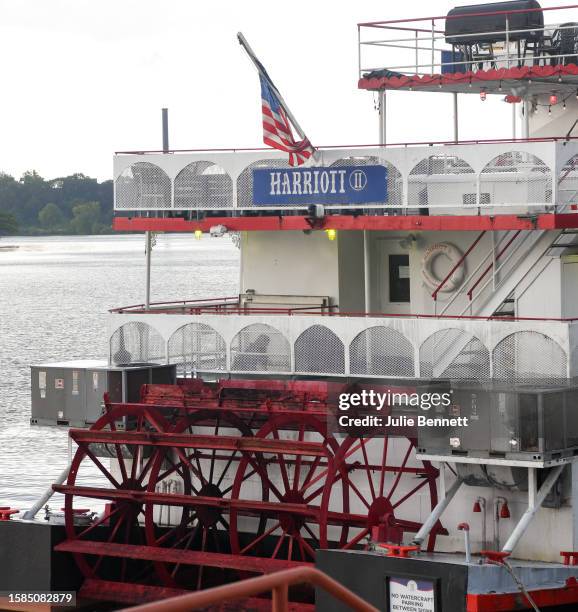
left=252, top=165, right=388, bottom=205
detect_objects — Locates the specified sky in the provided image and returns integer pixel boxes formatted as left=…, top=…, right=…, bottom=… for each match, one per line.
left=0, top=0, right=566, bottom=181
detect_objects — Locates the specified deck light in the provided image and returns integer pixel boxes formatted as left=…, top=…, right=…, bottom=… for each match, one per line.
left=473, top=500, right=482, bottom=513
left=564, top=100, right=567, bottom=110
left=498, top=81, right=502, bottom=91
left=326, top=229, right=337, bottom=241
left=499, top=501, right=511, bottom=519
left=480, top=90, right=487, bottom=101
left=194, top=229, right=203, bottom=240
left=548, top=106, right=552, bottom=115
left=550, top=93, right=558, bottom=105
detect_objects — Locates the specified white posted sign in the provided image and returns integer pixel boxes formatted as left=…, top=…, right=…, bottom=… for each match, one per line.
left=389, top=577, right=435, bottom=612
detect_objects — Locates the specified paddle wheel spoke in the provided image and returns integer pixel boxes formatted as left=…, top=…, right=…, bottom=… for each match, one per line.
left=230, top=414, right=342, bottom=563
left=391, top=478, right=429, bottom=510
left=378, top=437, right=389, bottom=497
left=240, top=521, right=282, bottom=555
left=63, top=405, right=170, bottom=585
left=319, top=435, right=442, bottom=552
left=144, top=409, right=262, bottom=589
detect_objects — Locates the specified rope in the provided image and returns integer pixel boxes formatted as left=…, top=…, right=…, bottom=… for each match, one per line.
left=495, top=558, right=541, bottom=612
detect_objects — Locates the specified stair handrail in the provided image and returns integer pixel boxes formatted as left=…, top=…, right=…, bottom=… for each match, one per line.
left=432, top=231, right=486, bottom=301
left=438, top=230, right=515, bottom=316
left=456, top=230, right=554, bottom=318
left=122, top=566, right=379, bottom=612
left=466, top=230, right=522, bottom=300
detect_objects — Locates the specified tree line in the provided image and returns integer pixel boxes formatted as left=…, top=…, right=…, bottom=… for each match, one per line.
left=0, top=171, right=113, bottom=235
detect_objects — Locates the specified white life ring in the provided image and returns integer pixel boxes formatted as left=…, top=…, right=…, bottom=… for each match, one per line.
left=421, top=242, right=465, bottom=293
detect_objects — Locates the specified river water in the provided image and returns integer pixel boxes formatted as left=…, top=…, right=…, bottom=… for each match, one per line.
left=0, top=234, right=240, bottom=511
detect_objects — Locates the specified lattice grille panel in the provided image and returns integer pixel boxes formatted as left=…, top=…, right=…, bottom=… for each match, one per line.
left=295, top=325, right=345, bottom=374
left=330, top=156, right=401, bottom=206
left=420, top=328, right=490, bottom=380
left=168, top=323, right=227, bottom=375
left=110, top=322, right=166, bottom=365
left=481, top=152, right=551, bottom=205
left=350, top=326, right=414, bottom=376
left=558, top=153, right=578, bottom=207
left=115, top=162, right=171, bottom=210
left=493, top=331, right=567, bottom=382
left=409, top=155, right=476, bottom=208
left=231, top=323, right=291, bottom=372
left=237, top=159, right=290, bottom=208
left=174, top=161, right=233, bottom=209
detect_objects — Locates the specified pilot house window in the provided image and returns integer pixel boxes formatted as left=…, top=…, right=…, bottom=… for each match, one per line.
left=389, top=254, right=410, bottom=303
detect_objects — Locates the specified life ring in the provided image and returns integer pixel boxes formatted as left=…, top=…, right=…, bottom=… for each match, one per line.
left=421, top=242, right=465, bottom=293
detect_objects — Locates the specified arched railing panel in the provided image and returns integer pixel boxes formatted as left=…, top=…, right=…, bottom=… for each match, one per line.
left=493, top=331, right=566, bottom=382
left=110, top=321, right=165, bottom=365
left=420, top=328, right=490, bottom=380
left=168, top=323, right=227, bottom=375
left=231, top=323, right=291, bottom=372
left=350, top=326, right=414, bottom=376
left=174, top=161, right=233, bottom=209
left=115, top=162, right=171, bottom=210
left=295, top=325, right=345, bottom=374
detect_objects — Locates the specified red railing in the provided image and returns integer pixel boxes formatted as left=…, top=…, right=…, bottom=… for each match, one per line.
left=467, top=231, right=522, bottom=301
left=122, top=567, right=378, bottom=612
left=109, top=297, right=578, bottom=323
left=109, top=296, right=240, bottom=314
left=432, top=231, right=486, bottom=301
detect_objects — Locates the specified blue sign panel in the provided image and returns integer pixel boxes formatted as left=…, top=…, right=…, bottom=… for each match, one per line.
left=252, top=165, right=388, bottom=206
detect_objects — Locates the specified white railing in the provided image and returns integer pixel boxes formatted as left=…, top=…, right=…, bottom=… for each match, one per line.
left=107, top=310, right=576, bottom=382
left=358, top=6, right=578, bottom=80
left=113, top=140, right=578, bottom=214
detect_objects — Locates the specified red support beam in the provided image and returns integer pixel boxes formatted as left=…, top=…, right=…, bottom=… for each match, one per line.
left=55, top=541, right=310, bottom=574
left=69, top=429, right=328, bottom=456
left=53, top=485, right=323, bottom=519
left=113, top=213, right=578, bottom=234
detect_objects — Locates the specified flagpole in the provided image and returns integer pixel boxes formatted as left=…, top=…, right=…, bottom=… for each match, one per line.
left=237, top=32, right=308, bottom=143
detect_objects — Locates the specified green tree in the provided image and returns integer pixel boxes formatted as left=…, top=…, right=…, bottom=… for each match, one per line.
left=69, top=201, right=101, bottom=234
left=38, top=203, right=64, bottom=229
left=0, top=211, right=17, bottom=234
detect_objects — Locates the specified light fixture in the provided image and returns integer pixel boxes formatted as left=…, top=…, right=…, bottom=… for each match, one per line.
left=194, top=229, right=203, bottom=240
left=550, top=93, right=558, bottom=105
left=564, top=99, right=567, bottom=110
left=480, top=89, right=487, bottom=101
left=473, top=500, right=482, bottom=513
left=325, top=228, right=337, bottom=241
left=500, top=501, right=511, bottom=519
left=576, top=89, right=578, bottom=100
left=549, top=105, right=552, bottom=115
left=498, top=81, right=502, bottom=91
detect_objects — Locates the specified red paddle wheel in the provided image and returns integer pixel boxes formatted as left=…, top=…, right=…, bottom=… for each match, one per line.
left=53, top=379, right=445, bottom=605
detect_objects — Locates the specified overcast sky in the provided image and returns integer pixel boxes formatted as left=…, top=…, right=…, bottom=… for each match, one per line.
left=0, top=0, right=565, bottom=181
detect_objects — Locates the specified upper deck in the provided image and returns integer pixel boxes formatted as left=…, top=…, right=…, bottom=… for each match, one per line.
left=358, top=4, right=578, bottom=94
left=113, top=139, right=578, bottom=232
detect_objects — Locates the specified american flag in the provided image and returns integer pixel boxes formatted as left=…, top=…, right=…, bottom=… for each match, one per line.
left=260, top=74, right=314, bottom=166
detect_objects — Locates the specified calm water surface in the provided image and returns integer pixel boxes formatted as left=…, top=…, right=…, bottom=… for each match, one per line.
left=0, top=234, right=239, bottom=510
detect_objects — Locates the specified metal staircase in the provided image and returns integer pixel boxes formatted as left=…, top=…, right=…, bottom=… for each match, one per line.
left=428, top=225, right=578, bottom=378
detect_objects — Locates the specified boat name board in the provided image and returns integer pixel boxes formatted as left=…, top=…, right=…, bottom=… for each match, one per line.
left=252, top=165, right=388, bottom=205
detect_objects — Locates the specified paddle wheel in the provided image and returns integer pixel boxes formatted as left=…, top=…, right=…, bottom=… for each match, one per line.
left=52, top=379, right=445, bottom=605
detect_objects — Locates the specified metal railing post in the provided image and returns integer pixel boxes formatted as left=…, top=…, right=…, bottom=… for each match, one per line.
left=431, top=19, right=435, bottom=74
left=272, top=584, right=289, bottom=612
left=506, top=16, right=510, bottom=69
